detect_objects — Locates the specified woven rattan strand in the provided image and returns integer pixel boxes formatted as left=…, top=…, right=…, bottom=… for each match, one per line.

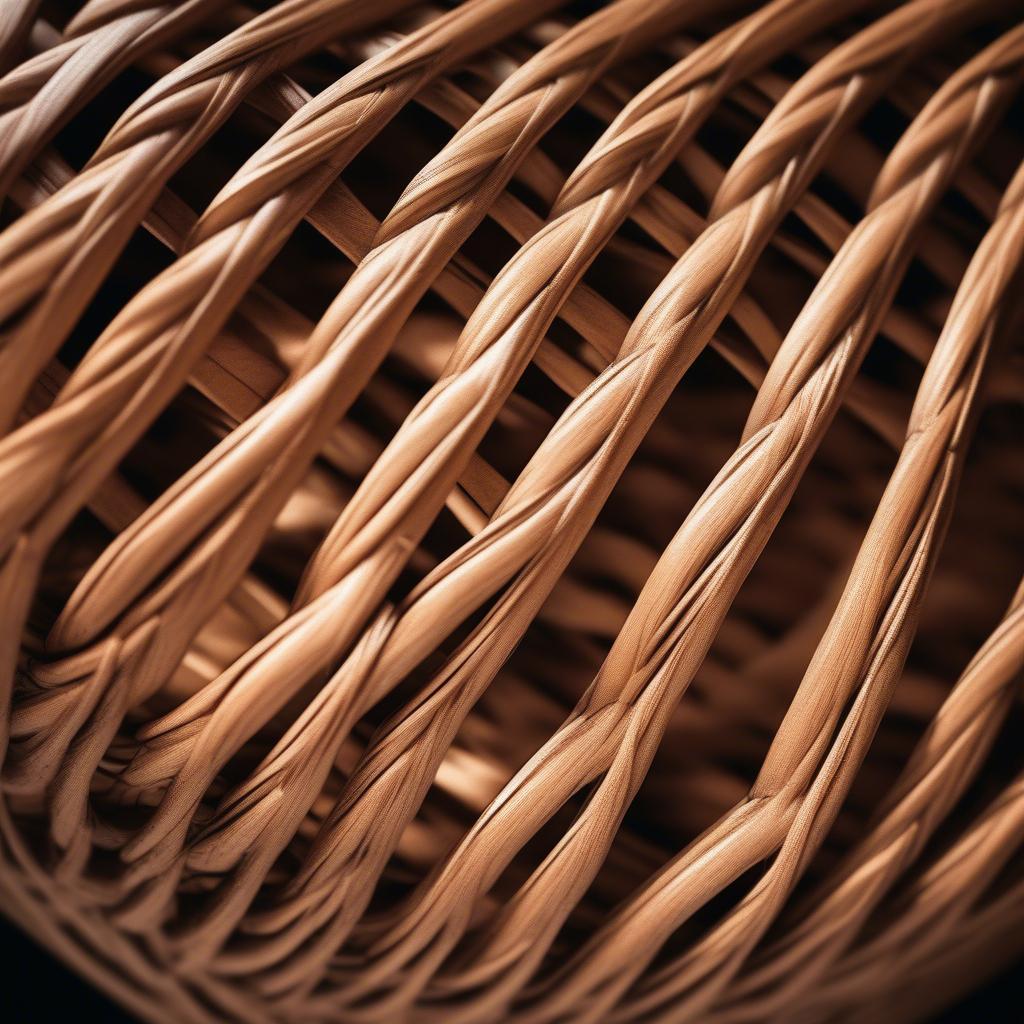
left=1, top=1, right=1023, bottom=1021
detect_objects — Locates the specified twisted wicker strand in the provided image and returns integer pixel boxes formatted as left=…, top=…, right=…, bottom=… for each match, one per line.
left=159, top=0, right=994, bottom=1011
left=2, top=54, right=668, bottom=811
left=0, top=0, right=556, bottom=798
left=516, top=38, right=1024, bottom=1024
left=712, top=573, right=1024, bottom=1022
left=0, top=0, right=219, bottom=202
left=93, top=0, right=715, bottom=875
left=364, top=23, right=1021, bottom=1021
left=790, top=769, right=1024, bottom=1023
left=0, top=0, right=421, bottom=433
left=68, top=2, right=749, bottom=974
left=134, top=0, right=882, bottom=997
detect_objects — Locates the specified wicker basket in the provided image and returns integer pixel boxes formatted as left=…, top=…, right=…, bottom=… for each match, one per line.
left=1, top=0, right=1023, bottom=1020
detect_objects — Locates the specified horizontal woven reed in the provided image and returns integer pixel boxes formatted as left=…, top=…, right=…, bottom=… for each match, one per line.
left=1, top=0, right=1023, bottom=1020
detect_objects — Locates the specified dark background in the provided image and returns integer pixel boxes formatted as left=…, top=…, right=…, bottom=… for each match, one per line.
left=1, top=916, right=1020, bottom=1021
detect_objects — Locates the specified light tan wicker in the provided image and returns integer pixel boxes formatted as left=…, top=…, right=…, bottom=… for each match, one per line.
left=1, top=0, right=1023, bottom=1021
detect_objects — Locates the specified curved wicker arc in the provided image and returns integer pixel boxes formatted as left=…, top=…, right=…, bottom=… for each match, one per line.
left=0, top=0, right=222, bottom=201
left=96, top=0, right=1007, bottom=1011
left=201, top=0, right=1015, bottom=1011
left=90, top=0, right=872, bottom=974
left=1, top=50, right=650, bottom=827
left=587, top=115, right=1024, bottom=1024
left=714, top=575, right=1024, bottom=1022
left=0, top=0, right=561, bottom=818
left=310, top=22, right=1024, bottom=1023
left=0, top=1, right=1021, bottom=1022
left=8, top=0, right=720, bottom=912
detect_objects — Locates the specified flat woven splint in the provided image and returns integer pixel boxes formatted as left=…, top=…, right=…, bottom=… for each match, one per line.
left=1, top=1, right=1023, bottom=1021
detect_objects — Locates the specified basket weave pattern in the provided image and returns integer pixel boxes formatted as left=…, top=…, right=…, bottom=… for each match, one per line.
left=1, top=0, right=1023, bottom=1021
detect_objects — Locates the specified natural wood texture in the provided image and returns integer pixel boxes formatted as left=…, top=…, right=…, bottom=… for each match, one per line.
left=0, top=1, right=1022, bottom=1021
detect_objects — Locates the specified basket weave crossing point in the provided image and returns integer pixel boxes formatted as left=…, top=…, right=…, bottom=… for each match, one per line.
left=1, top=0, right=1023, bottom=1021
